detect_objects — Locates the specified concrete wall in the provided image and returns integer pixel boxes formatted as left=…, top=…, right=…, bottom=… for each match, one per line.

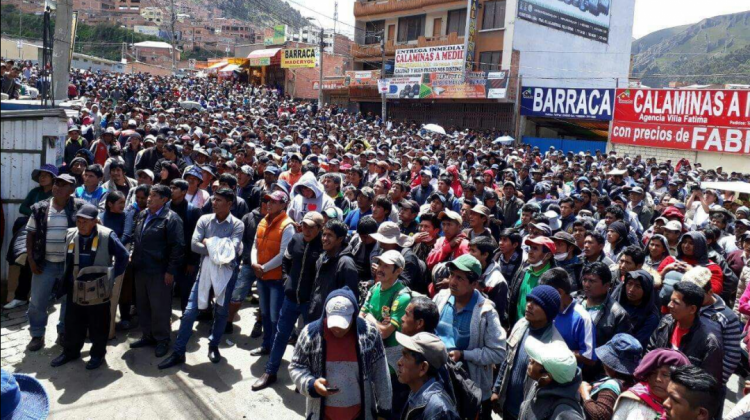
left=503, top=0, right=634, bottom=89
left=607, top=143, right=750, bottom=173
left=287, top=54, right=348, bottom=99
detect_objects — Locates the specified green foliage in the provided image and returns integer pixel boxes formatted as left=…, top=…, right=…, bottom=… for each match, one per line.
left=2, top=4, right=161, bottom=61
left=212, top=0, right=308, bottom=30
left=182, top=47, right=219, bottom=61
left=632, top=11, right=750, bottom=87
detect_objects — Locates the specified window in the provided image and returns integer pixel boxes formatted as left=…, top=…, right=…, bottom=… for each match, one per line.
left=482, top=1, right=506, bottom=30
left=478, top=51, right=502, bottom=71
left=397, top=15, right=425, bottom=43
left=447, top=9, right=466, bottom=36
left=365, top=20, right=385, bottom=45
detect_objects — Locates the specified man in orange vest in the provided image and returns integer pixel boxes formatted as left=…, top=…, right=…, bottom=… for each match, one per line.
left=250, top=190, right=296, bottom=356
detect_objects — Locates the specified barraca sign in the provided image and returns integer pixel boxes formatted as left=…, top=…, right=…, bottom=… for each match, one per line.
left=281, top=48, right=318, bottom=68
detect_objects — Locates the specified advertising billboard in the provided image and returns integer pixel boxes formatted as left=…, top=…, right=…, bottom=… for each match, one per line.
left=418, top=72, right=486, bottom=99
left=281, top=48, right=317, bottom=68
left=517, top=0, right=611, bottom=43
left=394, top=45, right=465, bottom=75
left=520, top=86, right=614, bottom=120
left=386, top=75, right=423, bottom=99
left=346, top=70, right=380, bottom=87
left=264, top=25, right=286, bottom=46
left=611, top=89, right=750, bottom=155
left=486, top=71, right=510, bottom=99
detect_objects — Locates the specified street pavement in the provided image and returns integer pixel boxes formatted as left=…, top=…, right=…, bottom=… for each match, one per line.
left=1, top=299, right=746, bottom=419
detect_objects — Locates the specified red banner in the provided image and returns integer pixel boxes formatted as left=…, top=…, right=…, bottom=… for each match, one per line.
left=611, top=89, right=750, bottom=155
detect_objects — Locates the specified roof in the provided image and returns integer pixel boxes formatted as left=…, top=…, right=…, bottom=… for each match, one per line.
left=247, top=48, right=281, bottom=59
left=133, top=41, right=173, bottom=50
left=219, top=64, right=240, bottom=73
left=207, top=61, right=228, bottom=69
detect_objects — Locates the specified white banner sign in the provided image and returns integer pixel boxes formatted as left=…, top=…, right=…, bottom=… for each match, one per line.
left=394, top=44, right=465, bottom=75
left=386, top=75, right=423, bottom=99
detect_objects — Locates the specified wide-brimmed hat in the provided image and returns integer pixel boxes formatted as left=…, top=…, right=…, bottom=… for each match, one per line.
left=551, top=231, right=581, bottom=255
left=31, top=164, right=58, bottom=183
left=369, top=222, right=414, bottom=247
left=0, top=369, right=50, bottom=420
left=594, top=333, right=642, bottom=376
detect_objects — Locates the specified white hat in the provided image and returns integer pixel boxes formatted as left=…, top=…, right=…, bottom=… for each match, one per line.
left=374, top=250, right=405, bottom=269
left=326, top=296, right=355, bottom=330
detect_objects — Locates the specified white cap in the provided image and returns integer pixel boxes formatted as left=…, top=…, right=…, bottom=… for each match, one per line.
left=326, top=296, right=355, bottom=330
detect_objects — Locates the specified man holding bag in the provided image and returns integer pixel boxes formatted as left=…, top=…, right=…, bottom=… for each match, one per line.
left=50, top=204, right=129, bottom=370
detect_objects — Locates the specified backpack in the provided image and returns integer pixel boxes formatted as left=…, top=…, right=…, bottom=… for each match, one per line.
left=445, top=359, right=482, bottom=420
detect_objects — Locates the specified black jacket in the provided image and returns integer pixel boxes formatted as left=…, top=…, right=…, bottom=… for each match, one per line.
left=135, top=147, right=163, bottom=172
left=131, top=207, right=185, bottom=276
left=168, top=200, right=202, bottom=267
left=240, top=209, right=263, bottom=264
left=647, top=315, right=724, bottom=384
left=518, top=369, right=585, bottom=420
left=282, top=233, right=323, bottom=304
left=577, top=293, right=632, bottom=381
left=28, top=198, right=85, bottom=266
left=308, top=243, right=359, bottom=320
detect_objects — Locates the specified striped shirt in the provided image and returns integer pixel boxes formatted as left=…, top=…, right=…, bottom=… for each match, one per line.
left=26, top=205, right=69, bottom=262
left=700, top=296, right=743, bottom=385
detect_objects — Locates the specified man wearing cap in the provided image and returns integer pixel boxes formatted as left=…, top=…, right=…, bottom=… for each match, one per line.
left=360, top=250, right=414, bottom=414
left=518, top=337, right=584, bottom=420
left=122, top=134, right=143, bottom=178
left=433, top=254, right=506, bottom=419
left=552, top=232, right=585, bottom=292
left=25, top=174, right=86, bottom=352
left=628, top=186, right=653, bottom=231
left=369, top=222, right=423, bottom=292
left=426, top=210, right=470, bottom=276
left=135, top=134, right=165, bottom=173
left=492, top=285, right=566, bottom=420
left=463, top=204, right=496, bottom=244
left=252, top=211, right=325, bottom=391
left=500, top=181, right=524, bottom=228
left=159, top=188, right=244, bottom=369
left=249, top=189, right=296, bottom=356
left=64, top=126, right=88, bottom=167
left=50, top=204, right=128, bottom=370
left=509, top=236, right=556, bottom=327
left=395, top=332, right=460, bottom=420
left=248, top=165, right=279, bottom=211
left=129, top=184, right=185, bottom=358
left=663, top=220, right=683, bottom=257
left=344, top=187, right=375, bottom=234
left=289, top=286, right=392, bottom=420
left=398, top=200, right=420, bottom=237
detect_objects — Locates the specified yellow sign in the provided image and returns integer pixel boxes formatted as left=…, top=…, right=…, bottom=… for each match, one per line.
left=281, top=48, right=317, bottom=69
left=226, top=58, right=248, bottom=66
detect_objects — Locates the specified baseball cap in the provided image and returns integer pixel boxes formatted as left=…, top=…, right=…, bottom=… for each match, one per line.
left=470, top=204, right=491, bottom=218
left=264, top=190, right=289, bottom=203
left=264, top=166, right=281, bottom=176
left=301, top=211, right=325, bottom=228
left=55, top=174, right=76, bottom=185
left=326, top=296, right=355, bottom=330
left=75, top=204, right=99, bottom=220
left=399, top=199, right=420, bottom=212
left=524, top=336, right=577, bottom=384
left=136, top=169, right=155, bottom=180
left=524, top=236, right=557, bottom=254
left=395, top=332, right=449, bottom=370
left=664, top=220, right=682, bottom=231
left=447, top=254, right=482, bottom=278
left=374, top=249, right=405, bottom=269
left=438, top=210, right=463, bottom=225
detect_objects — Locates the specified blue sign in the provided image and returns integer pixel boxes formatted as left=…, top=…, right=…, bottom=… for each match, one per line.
left=520, top=86, right=614, bottom=121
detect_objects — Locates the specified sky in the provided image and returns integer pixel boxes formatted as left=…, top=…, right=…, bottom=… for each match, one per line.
left=287, top=0, right=749, bottom=40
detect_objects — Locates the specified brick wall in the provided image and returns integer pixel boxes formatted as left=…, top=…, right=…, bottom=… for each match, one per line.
left=288, top=53, right=347, bottom=99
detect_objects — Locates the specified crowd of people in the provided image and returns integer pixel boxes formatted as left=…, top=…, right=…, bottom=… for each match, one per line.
left=3, top=62, right=750, bottom=420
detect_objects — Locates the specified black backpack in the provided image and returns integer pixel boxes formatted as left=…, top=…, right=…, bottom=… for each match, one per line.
left=445, top=359, right=482, bottom=420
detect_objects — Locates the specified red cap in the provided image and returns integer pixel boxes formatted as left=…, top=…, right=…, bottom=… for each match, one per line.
left=524, top=236, right=556, bottom=254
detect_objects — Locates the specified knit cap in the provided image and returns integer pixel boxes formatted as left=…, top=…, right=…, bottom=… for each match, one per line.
left=527, top=285, right=561, bottom=322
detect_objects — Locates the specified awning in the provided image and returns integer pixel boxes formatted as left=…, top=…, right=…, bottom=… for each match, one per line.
left=247, top=48, right=281, bottom=59
left=218, top=64, right=240, bottom=73
left=700, top=182, right=750, bottom=195
left=207, top=61, right=228, bottom=70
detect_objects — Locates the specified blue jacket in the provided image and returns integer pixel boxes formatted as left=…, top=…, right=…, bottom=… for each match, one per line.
left=400, top=378, right=460, bottom=420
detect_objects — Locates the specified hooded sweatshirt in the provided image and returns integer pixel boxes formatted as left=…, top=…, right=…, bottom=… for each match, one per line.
left=676, top=231, right=724, bottom=295
left=446, top=165, right=463, bottom=198
left=613, top=270, right=660, bottom=348
left=289, top=287, right=392, bottom=420
left=288, top=171, right=335, bottom=223
left=604, top=221, right=631, bottom=262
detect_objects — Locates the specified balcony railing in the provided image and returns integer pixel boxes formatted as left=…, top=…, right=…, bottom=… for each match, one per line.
left=354, top=0, right=463, bottom=18
left=352, top=32, right=464, bottom=59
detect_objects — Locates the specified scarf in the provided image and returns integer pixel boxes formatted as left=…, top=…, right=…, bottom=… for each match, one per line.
left=629, top=382, right=665, bottom=417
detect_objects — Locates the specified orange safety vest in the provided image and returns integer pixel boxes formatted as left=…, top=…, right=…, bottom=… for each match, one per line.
left=255, top=211, right=294, bottom=280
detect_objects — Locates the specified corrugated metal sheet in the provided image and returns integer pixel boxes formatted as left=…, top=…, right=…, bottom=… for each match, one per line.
left=1, top=109, right=69, bottom=282
left=521, top=137, right=608, bottom=155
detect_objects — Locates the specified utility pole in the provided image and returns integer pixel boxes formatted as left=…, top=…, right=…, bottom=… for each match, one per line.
left=170, top=0, right=176, bottom=74
left=380, top=34, right=386, bottom=122
left=52, top=0, right=74, bottom=101
left=318, top=26, right=324, bottom=108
